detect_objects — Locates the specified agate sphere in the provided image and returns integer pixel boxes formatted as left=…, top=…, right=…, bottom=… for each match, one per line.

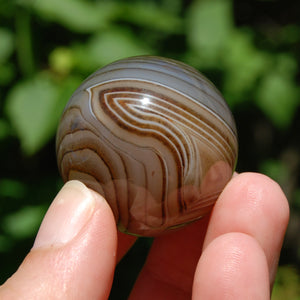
left=56, top=56, right=238, bottom=236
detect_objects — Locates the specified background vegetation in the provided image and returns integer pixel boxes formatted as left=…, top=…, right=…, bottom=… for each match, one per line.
left=0, top=0, right=299, bottom=298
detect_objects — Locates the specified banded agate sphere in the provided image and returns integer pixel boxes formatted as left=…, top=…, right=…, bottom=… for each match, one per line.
left=56, top=56, right=238, bottom=236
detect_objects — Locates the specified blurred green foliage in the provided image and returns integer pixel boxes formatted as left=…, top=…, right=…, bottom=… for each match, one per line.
left=272, top=266, right=300, bottom=300
left=1, top=0, right=300, bottom=298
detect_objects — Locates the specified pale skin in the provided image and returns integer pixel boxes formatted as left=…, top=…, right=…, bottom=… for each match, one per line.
left=0, top=173, right=289, bottom=299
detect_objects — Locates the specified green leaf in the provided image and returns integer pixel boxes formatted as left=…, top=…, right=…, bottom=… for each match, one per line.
left=29, top=0, right=118, bottom=33
left=2, top=205, right=46, bottom=239
left=0, top=118, right=11, bottom=140
left=0, top=27, right=14, bottom=63
left=28, top=0, right=182, bottom=34
left=256, top=71, right=299, bottom=129
left=186, top=0, right=233, bottom=66
left=56, top=75, right=83, bottom=114
left=74, top=28, right=152, bottom=71
left=280, top=25, right=300, bottom=45
left=120, top=2, right=182, bottom=33
left=5, top=73, right=60, bottom=155
left=0, top=63, right=15, bottom=85
left=5, top=73, right=82, bottom=155
left=223, top=31, right=270, bottom=106
left=272, top=266, right=300, bottom=300
left=259, top=159, right=289, bottom=186
left=0, top=178, right=26, bottom=199
left=49, top=47, right=74, bottom=75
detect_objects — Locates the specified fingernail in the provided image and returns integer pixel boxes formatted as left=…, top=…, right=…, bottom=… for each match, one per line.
left=33, top=181, right=96, bottom=249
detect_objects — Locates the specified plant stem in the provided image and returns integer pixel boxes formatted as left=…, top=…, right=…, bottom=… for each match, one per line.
left=15, top=7, right=35, bottom=77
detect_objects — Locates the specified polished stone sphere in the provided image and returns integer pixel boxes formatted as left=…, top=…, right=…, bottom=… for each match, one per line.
left=56, top=56, right=238, bottom=236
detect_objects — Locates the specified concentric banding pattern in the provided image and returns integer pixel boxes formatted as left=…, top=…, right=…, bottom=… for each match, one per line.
left=56, top=56, right=238, bottom=236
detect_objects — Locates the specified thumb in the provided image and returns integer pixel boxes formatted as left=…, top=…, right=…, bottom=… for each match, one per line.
left=0, top=180, right=117, bottom=300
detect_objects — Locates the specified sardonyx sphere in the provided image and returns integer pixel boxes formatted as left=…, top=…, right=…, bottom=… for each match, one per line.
left=56, top=56, right=238, bottom=236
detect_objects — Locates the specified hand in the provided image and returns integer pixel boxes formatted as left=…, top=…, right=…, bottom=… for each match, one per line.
left=0, top=173, right=289, bottom=299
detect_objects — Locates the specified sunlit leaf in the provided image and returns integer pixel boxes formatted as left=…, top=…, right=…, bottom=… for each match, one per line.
left=29, top=0, right=118, bottom=33
left=272, top=266, right=300, bottom=300
left=256, top=71, right=299, bottom=128
left=2, top=205, right=46, bottom=239
left=49, top=47, right=74, bottom=75
left=5, top=72, right=82, bottom=155
left=186, top=0, right=233, bottom=65
left=56, top=75, right=83, bottom=113
left=0, top=28, right=14, bottom=63
left=74, top=28, right=152, bottom=71
left=0, top=29, right=15, bottom=84
left=5, top=73, right=60, bottom=155
left=120, top=2, right=182, bottom=33
left=223, top=31, right=270, bottom=106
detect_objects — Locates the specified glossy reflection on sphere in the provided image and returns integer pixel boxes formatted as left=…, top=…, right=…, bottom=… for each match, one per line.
left=56, top=56, right=238, bottom=236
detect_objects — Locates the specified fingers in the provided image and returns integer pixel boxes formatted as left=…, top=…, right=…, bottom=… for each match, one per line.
left=0, top=181, right=118, bottom=300
left=203, top=172, right=290, bottom=284
left=193, top=232, right=270, bottom=299
left=129, top=172, right=289, bottom=299
left=129, top=216, right=210, bottom=300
